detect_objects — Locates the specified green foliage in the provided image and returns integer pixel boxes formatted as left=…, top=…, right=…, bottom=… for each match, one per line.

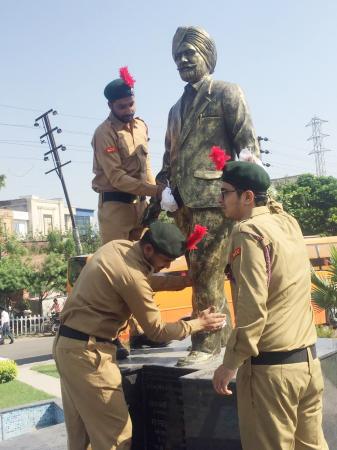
left=0, top=256, right=31, bottom=295
left=46, top=228, right=101, bottom=257
left=276, top=174, right=337, bottom=235
left=316, top=325, right=335, bottom=338
left=80, top=225, right=101, bottom=254
left=0, top=234, right=27, bottom=259
left=158, top=211, right=175, bottom=224
left=0, top=360, right=18, bottom=383
left=0, top=174, right=5, bottom=190
left=28, top=253, right=67, bottom=305
left=46, top=230, right=76, bottom=259
left=311, top=246, right=337, bottom=326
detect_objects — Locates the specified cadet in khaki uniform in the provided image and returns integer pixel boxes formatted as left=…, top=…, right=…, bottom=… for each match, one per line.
left=92, top=67, right=163, bottom=244
left=212, top=161, right=328, bottom=449
left=54, top=221, right=226, bottom=450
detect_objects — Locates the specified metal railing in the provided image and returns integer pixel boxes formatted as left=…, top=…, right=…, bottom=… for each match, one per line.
left=9, top=315, right=46, bottom=336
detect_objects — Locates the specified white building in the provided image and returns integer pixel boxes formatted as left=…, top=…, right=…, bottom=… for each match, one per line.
left=0, top=196, right=94, bottom=236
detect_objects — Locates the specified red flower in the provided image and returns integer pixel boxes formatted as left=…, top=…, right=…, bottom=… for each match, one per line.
left=186, top=225, right=208, bottom=251
left=209, top=146, right=231, bottom=170
left=119, top=66, right=135, bottom=88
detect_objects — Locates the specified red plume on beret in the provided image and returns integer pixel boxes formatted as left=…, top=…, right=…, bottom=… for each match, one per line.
left=209, top=146, right=231, bottom=170
left=186, top=224, right=208, bottom=251
left=119, top=66, right=135, bottom=88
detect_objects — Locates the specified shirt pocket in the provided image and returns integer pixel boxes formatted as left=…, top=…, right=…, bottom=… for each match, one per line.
left=193, top=169, right=222, bottom=180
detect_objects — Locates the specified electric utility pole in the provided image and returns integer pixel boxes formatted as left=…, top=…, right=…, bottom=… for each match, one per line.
left=257, top=136, right=271, bottom=167
left=34, top=109, right=82, bottom=254
left=306, top=116, right=331, bottom=176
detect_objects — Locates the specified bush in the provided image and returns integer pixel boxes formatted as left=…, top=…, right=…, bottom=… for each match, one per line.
left=316, top=325, right=335, bottom=338
left=0, top=360, right=18, bottom=383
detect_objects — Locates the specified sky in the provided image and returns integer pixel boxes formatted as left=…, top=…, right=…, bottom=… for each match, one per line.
left=0, top=0, right=336, bottom=213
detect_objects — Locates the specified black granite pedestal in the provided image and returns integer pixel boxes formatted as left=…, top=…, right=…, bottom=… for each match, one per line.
left=120, top=338, right=337, bottom=450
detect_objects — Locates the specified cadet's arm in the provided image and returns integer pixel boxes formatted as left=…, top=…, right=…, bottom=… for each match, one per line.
left=222, top=233, right=268, bottom=370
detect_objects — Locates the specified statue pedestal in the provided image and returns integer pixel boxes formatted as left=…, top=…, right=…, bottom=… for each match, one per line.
left=120, top=338, right=337, bottom=450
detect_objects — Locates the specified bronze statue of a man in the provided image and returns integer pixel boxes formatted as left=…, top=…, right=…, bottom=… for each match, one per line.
left=156, top=26, right=260, bottom=366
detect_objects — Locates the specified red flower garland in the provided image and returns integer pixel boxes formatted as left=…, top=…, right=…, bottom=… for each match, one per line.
left=186, top=224, right=208, bottom=250
left=209, top=146, right=231, bottom=170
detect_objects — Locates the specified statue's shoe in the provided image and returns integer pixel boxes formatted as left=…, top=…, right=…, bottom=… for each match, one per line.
left=176, top=350, right=217, bottom=367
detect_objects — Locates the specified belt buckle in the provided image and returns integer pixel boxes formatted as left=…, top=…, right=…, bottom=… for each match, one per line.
left=132, top=197, right=138, bottom=204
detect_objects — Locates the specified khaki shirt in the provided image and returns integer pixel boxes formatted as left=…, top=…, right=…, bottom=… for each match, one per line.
left=92, top=112, right=158, bottom=196
left=61, top=241, right=203, bottom=341
left=223, top=206, right=317, bottom=370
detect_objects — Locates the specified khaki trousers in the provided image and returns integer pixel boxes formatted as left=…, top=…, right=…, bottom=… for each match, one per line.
left=53, top=335, right=132, bottom=450
left=236, top=350, right=329, bottom=450
left=98, top=196, right=147, bottom=245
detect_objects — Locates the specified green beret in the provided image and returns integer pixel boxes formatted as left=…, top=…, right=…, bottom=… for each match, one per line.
left=144, top=221, right=186, bottom=259
left=104, top=79, right=134, bottom=102
left=222, top=161, right=270, bottom=193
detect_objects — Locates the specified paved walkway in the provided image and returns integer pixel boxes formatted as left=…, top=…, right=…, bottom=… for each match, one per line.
left=17, top=360, right=61, bottom=398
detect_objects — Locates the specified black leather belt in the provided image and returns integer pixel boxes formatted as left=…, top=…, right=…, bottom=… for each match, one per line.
left=102, top=191, right=146, bottom=204
left=59, top=324, right=112, bottom=344
left=251, top=344, right=317, bottom=365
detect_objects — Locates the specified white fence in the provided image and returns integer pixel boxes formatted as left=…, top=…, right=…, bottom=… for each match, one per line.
left=10, top=315, right=47, bottom=336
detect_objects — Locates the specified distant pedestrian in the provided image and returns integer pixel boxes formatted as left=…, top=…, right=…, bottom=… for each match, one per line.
left=0, top=306, right=14, bottom=344
left=50, top=297, right=63, bottom=316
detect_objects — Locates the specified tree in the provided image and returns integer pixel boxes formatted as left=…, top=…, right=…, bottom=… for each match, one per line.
left=0, top=234, right=27, bottom=260
left=80, top=225, right=101, bottom=254
left=0, top=175, right=5, bottom=190
left=28, top=253, right=67, bottom=314
left=276, top=174, right=337, bottom=235
left=0, top=257, right=31, bottom=308
left=311, top=246, right=337, bottom=327
left=46, top=230, right=76, bottom=259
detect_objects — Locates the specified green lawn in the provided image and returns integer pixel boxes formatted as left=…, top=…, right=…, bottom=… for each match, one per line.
left=0, top=380, right=52, bottom=409
left=31, top=363, right=60, bottom=378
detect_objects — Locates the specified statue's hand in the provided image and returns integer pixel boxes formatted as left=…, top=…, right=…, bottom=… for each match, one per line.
left=141, top=199, right=162, bottom=227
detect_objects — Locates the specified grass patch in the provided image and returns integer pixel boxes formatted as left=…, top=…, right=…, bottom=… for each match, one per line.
left=316, top=325, right=336, bottom=338
left=0, top=380, right=52, bottom=409
left=31, top=363, right=59, bottom=378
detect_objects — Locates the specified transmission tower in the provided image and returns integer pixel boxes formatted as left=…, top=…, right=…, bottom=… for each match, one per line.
left=306, top=116, right=331, bottom=176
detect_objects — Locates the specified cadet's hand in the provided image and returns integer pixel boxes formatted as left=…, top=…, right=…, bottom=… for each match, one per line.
left=198, top=306, right=226, bottom=332
left=212, top=364, right=237, bottom=396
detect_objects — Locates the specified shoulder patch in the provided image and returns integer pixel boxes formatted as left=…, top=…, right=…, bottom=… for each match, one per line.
left=105, top=146, right=118, bottom=153
left=231, top=247, right=241, bottom=261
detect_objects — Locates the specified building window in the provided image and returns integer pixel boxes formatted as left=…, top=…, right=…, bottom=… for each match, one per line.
left=13, top=220, right=28, bottom=236
left=43, top=215, right=53, bottom=235
left=74, top=216, right=91, bottom=235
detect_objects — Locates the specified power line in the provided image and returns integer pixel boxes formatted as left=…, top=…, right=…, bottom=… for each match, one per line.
left=0, top=103, right=101, bottom=121
left=1, top=155, right=90, bottom=163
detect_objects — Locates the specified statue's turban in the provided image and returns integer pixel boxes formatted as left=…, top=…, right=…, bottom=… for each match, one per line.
left=172, top=26, right=217, bottom=74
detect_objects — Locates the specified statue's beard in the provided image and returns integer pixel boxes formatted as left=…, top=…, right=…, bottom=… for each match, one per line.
left=178, top=64, right=209, bottom=83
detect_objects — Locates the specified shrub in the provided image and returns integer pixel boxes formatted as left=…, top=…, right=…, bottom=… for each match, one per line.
left=0, top=360, right=18, bottom=383
left=316, top=325, right=335, bottom=338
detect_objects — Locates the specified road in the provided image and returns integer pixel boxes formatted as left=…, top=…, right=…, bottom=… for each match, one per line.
left=0, top=335, right=54, bottom=365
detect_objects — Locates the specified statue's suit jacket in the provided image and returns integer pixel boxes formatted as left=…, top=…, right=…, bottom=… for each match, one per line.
left=157, top=76, right=259, bottom=208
